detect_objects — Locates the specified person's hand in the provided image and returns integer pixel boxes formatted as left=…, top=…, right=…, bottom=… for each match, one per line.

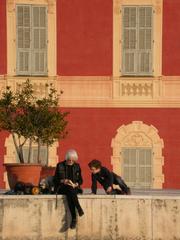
left=106, top=186, right=112, bottom=193
left=74, top=183, right=79, bottom=188
left=65, top=180, right=76, bottom=188
left=64, top=179, right=70, bottom=185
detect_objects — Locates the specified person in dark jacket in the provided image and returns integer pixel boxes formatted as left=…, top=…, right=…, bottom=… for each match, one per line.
left=54, top=149, right=84, bottom=229
left=88, top=159, right=131, bottom=195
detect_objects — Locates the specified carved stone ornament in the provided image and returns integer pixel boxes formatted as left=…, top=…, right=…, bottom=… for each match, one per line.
left=7, top=0, right=15, bottom=12
left=123, top=133, right=152, bottom=147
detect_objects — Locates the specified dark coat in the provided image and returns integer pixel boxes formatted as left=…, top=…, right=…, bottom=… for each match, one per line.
left=91, top=166, right=130, bottom=194
left=91, top=166, right=113, bottom=194
left=54, top=160, right=83, bottom=192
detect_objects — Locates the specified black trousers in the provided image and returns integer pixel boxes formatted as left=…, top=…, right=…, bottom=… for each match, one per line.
left=58, top=185, right=82, bottom=220
left=112, top=173, right=130, bottom=194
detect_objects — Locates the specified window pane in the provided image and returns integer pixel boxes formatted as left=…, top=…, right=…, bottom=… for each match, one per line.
left=35, top=52, right=40, bottom=72
left=24, top=28, right=30, bottom=48
left=18, top=52, right=29, bottom=72
left=18, top=28, right=23, bottom=48
left=124, top=52, right=135, bottom=73
left=40, top=52, right=45, bottom=71
left=40, top=29, right=46, bottom=49
left=139, top=8, right=146, bottom=28
left=124, top=29, right=136, bottom=49
left=17, top=6, right=23, bottom=26
left=34, top=29, right=39, bottom=49
left=24, top=6, right=30, bottom=27
left=146, top=7, right=152, bottom=27
left=146, top=29, right=152, bottom=49
left=40, top=7, right=46, bottom=27
left=33, top=7, right=39, bottom=27
left=139, top=52, right=151, bottom=72
left=124, top=7, right=136, bottom=27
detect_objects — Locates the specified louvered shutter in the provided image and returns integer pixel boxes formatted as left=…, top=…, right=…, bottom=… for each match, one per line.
left=16, top=5, right=31, bottom=75
left=122, top=7, right=137, bottom=75
left=138, top=7, right=153, bottom=74
left=32, top=6, right=47, bottom=75
left=122, top=6, right=153, bottom=76
left=122, top=148, right=137, bottom=187
left=122, top=148, right=152, bottom=188
left=139, top=148, right=152, bottom=188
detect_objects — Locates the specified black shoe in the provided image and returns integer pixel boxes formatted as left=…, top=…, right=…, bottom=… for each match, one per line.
left=78, top=208, right=84, bottom=217
left=115, top=189, right=123, bottom=195
left=70, top=219, right=77, bottom=229
left=126, top=187, right=131, bottom=195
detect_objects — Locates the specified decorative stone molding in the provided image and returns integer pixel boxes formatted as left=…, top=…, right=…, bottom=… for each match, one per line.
left=2, top=75, right=180, bottom=107
left=1, top=76, right=56, bottom=99
left=7, top=0, right=15, bottom=12
left=47, top=0, right=55, bottom=14
left=123, top=133, right=152, bottom=147
left=113, top=77, right=159, bottom=100
left=122, top=82, right=153, bottom=97
left=111, top=121, right=164, bottom=189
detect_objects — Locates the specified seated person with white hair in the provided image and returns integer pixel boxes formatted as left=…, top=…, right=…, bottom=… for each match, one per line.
left=54, top=149, right=84, bottom=229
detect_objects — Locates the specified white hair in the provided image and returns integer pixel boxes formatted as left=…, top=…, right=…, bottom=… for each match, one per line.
left=65, top=149, right=78, bottom=161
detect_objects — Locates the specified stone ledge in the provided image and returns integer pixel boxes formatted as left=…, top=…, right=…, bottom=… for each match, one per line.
left=0, top=195, right=180, bottom=239
left=1, top=194, right=180, bottom=200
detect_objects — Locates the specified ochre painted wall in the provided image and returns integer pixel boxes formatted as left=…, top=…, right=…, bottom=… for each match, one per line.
left=1, top=109, right=180, bottom=189
left=162, top=0, right=180, bottom=75
left=1, top=0, right=180, bottom=76
left=56, top=0, right=113, bottom=76
left=57, top=108, right=180, bottom=189
left=0, top=0, right=7, bottom=74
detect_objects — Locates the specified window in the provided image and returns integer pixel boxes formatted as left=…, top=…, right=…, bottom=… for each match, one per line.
left=122, top=6, right=153, bottom=76
left=16, top=146, right=48, bottom=166
left=16, top=5, right=47, bottom=76
left=122, top=148, right=152, bottom=188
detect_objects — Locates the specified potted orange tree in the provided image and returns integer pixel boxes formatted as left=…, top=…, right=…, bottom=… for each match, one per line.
left=0, top=80, right=68, bottom=189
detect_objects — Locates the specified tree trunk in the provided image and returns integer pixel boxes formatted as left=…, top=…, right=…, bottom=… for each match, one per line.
left=19, top=145, right=24, bottom=164
left=46, top=144, right=49, bottom=166
left=27, top=138, right=33, bottom=164
left=12, top=133, right=23, bottom=163
left=37, top=138, right=41, bottom=164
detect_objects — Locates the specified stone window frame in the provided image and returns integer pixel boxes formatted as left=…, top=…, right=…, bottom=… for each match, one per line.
left=111, top=121, right=164, bottom=188
left=113, top=0, right=163, bottom=78
left=7, top=0, right=56, bottom=77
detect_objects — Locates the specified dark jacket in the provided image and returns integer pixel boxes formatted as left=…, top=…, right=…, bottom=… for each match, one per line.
left=91, top=166, right=113, bottom=194
left=54, top=160, right=83, bottom=192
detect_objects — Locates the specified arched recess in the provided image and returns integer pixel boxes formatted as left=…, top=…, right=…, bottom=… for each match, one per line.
left=111, top=121, right=164, bottom=189
left=4, top=134, right=58, bottom=188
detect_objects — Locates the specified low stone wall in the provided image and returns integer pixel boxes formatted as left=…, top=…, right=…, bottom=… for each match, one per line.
left=0, top=195, right=180, bottom=240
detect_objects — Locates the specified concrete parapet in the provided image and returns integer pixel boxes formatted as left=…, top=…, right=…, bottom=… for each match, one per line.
left=0, top=195, right=180, bottom=240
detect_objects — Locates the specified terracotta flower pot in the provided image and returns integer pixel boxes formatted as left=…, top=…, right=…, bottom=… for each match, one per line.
left=40, top=166, right=55, bottom=180
left=4, top=163, right=42, bottom=189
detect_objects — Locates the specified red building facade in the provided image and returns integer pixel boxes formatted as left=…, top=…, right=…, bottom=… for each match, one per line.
left=0, top=0, right=180, bottom=189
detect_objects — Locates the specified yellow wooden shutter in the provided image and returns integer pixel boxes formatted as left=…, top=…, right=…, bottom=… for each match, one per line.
left=16, top=5, right=31, bottom=75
